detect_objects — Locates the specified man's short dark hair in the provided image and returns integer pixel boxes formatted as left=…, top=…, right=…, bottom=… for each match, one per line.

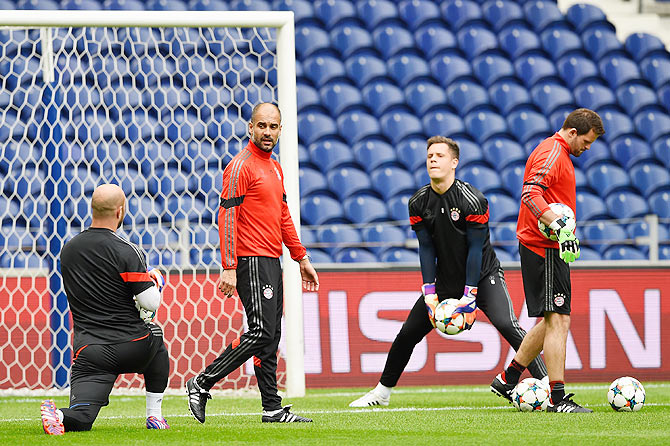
left=562, top=108, right=605, bottom=136
left=427, top=135, right=460, bottom=159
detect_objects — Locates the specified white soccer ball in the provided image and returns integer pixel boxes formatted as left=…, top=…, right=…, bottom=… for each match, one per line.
left=137, top=307, right=157, bottom=323
left=512, top=378, right=550, bottom=412
left=608, top=376, right=646, bottom=412
left=434, top=298, right=467, bottom=335
left=537, top=202, right=576, bottom=241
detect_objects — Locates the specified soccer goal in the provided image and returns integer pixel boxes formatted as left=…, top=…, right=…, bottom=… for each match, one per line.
left=0, top=10, right=306, bottom=397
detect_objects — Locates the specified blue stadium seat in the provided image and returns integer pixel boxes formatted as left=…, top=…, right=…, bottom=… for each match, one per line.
left=603, top=245, right=647, bottom=261
left=456, top=138, right=485, bottom=168
left=16, top=0, right=59, bottom=8
left=295, top=24, right=331, bottom=59
left=648, top=190, right=670, bottom=219
left=640, top=54, right=670, bottom=89
left=387, top=52, right=431, bottom=85
left=634, top=110, right=670, bottom=143
left=499, top=25, right=543, bottom=59
left=387, top=194, right=411, bottom=221
left=405, top=80, right=448, bottom=115
left=606, top=191, right=650, bottom=219
left=576, top=191, right=610, bottom=221
left=414, top=24, right=457, bottom=59
left=495, top=248, right=517, bottom=262
left=653, top=137, right=670, bottom=166
left=330, top=24, right=374, bottom=58
left=459, top=165, right=502, bottom=194
left=472, top=54, right=515, bottom=87
left=507, top=109, right=551, bottom=144
left=299, top=167, right=328, bottom=197
left=659, top=84, right=670, bottom=112
left=362, top=224, right=407, bottom=255
left=380, top=110, right=424, bottom=144
left=582, top=27, right=624, bottom=61
left=422, top=109, right=466, bottom=137
left=297, top=82, right=321, bottom=112
left=487, top=192, right=519, bottom=222
left=336, top=111, right=382, bottom=144
left=302, top=54, right=347, bottom=87
left=398, top=0, right=441, bottom=30
left=343, top=194, right=389, bottom=223
left=373, top=24, right=415, bottom=58
left=581, top=221, right=628, bottom=254
left=430, top=53, right=474, bottom=87
left=524, top=0, right=564, bottom=32
left=565, top=3, right=611, bottom=33
left=397, top=137, right=428, bottom=172
left=327, top=166, right=374, bottom=200
left=599, top=109, right=634, bottom=143
left=320, top=81, right=364, bottom=116
left=309, top=139, right=356, bottom=173
left=540, top=27, right=583, bottom=60
left=441, top=0, right=483, bottom=30
left=465, top=110, right=508, bottom=142
left=371, top=166, right=416, bottom=201
left=627, top=219, right=670, bottom=241
left=625, top=33, right=666, bottom=63
left=610, top=135, right=655, bottom=170
left=557, top=54, right=599, bottom=88
left=316, top=224, right=361, bottom=255
left=345, top=53, right=387, bottom=87
left=493, top=222, right=518, bottom=253
left=353, top=138, right=397, bottom=172
left=501, top=162, right=525, bottom=200
left=447, top=80, right=490, bottom=115
left=482, top=137, right=526, bottom=170
left=272, top=0, right=314, bottom=24
left=530, top=81, right=574, bottom=115
left=661, top=246, right=670, bottom=261
left=297, top=111, right=338, bottom=146
left=61, top=0, right=102, bottom=9
left=488, top=80, right=531, bottom=115
left=313, top=0, right=356, bottom=29
left=514, top=55, right=559, bottom=86
left=334, top=247, right=378, bottom=263
left=483, top=0, right=525, bottom=31
left=356, top=0, right=399, bottom=30
left=630, top=163, right=670, bottom=197
left=574, top=167, right=590, bottom=193
left=309, top=249, right=333, bottom=263
left=145, top=0, right=188, bottom=10
left=573, top=81, right=617, bottom=111
left=362, top=80, right=405, bottom=116
left=571, top=139, right=611, bottom=170
left=586, top=162, right=631, bottom=197
left=457, top=25, right=498, bottom=60
left=577, top=246, right=602, bottom=261
left=599, top=55, right=641, bottom=89
left=381, top=247, right=418, bottom=263
left=301, top=194, right=346, bottom=225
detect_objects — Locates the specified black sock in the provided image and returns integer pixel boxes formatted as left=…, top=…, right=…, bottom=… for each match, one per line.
left=503, top=359, right=526, bottom=385
left=550, top=381, right=565, bottom=404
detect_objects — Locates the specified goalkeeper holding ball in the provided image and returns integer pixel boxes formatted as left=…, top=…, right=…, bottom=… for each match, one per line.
left=40, top=184, right=170, bottom=435
left=490, top=109, right=604, bottom=413
left=350, top=136, right=547, bottom=408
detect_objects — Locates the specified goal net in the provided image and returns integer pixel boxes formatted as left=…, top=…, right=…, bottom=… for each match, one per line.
left=0, top=10, right=304, bottom=396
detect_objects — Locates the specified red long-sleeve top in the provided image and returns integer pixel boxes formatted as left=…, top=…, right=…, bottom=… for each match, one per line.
left=517, top=132, right=577, bottom=257
left=218, top=141, right=306, bottom=269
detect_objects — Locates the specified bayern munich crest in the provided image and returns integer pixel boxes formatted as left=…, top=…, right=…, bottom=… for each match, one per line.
left=554, top=293, right=565, bottom=307
left=450, top=208, right=460, bottom=221
left=262, top=285, right=274, bottom=299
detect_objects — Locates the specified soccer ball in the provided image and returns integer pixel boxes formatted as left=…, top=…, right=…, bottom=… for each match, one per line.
left=537, top=202, right=576, bottom=241
left=512, top=378, right=550, bottom=412
left=434, top=298, right=467, bottom=335
left=608, top=376, right=646, bottom=412
left=137, top=307, right=156, bottom=323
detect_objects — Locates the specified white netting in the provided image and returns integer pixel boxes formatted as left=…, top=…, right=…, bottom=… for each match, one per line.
left=0, top=24, right=285, bottom=391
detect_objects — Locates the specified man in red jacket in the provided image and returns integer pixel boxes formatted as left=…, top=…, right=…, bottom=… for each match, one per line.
left=186, top=103, right=319, bottom=424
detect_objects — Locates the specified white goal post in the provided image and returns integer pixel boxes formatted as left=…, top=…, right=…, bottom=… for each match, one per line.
left=0, top=10, right=305, bottom=397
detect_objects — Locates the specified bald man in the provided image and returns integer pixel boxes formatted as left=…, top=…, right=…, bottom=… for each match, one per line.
left=39, top=184, right=171, bottom=435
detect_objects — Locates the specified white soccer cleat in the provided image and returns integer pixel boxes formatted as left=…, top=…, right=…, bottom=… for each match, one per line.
left=349, top=390, right=390, bottom=408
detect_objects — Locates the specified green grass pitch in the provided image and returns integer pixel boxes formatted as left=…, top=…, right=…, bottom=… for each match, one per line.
left=2, top=382, right=670, bottom=445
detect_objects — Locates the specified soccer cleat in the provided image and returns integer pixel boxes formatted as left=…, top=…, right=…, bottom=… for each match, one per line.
left=146, top=416, right=170, bottom=429
left=546, top=393, right=593, bottom=413
left=186, top=376, right=211, bottom=423
left=262, top=405, right=312, bottom=423
left=348, top=390, right=390, bottom=407
left=40, top=399, right=64, bottom=436
left=490, top=373, right=515, bottom=403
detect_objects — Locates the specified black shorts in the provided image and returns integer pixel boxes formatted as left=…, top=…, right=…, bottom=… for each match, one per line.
left=519, top=243, right=571, bottom=317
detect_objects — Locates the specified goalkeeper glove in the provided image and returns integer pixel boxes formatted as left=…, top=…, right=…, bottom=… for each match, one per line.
left=550, top=218, right=580, bottom=264
left=147, top=267, right=166, bottom=293
left=422, top=283, right=438, bottom=328
left=452, top=285, right=478, bottom=330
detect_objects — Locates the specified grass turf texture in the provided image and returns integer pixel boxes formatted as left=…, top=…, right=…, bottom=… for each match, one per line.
left=2, top=383, right=670, bottom=445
